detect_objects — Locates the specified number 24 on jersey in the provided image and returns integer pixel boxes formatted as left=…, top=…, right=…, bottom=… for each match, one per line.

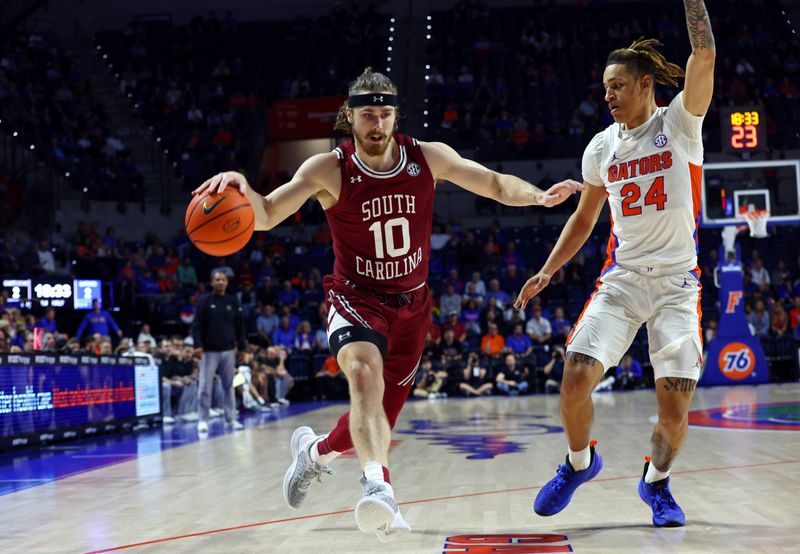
left=620, top=176, right=667, bottom=217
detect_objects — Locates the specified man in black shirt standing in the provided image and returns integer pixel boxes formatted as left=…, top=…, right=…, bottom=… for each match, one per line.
left=193, top=271, right=247, bottom=433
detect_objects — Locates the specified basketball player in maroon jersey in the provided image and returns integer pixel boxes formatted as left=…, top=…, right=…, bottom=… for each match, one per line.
left=195, top=68, right=582, bottom=541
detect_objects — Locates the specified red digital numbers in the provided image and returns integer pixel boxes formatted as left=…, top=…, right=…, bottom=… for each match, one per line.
left=621, top=176, right=667, bottom=217
left=730, top=124, right=758, bottom=149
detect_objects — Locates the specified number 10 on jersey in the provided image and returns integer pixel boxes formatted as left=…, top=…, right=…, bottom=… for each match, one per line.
left=620, top=176, right=667, bottom=217
left=368, top=217, right=411, bottom=258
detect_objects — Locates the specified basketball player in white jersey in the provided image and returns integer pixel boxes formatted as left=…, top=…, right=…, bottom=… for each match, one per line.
left=515, top=0, right=715, bottom=527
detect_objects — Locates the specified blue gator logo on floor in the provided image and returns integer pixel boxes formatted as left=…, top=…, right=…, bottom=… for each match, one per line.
left=396, top=413, right=563, bottom=459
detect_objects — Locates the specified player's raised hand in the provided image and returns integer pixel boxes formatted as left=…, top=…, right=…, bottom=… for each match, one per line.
left=541, top=179, right=584, bottom=207
left=514, top=271, right=552, bottom=310
left=194, top=171, right=251, bottom=196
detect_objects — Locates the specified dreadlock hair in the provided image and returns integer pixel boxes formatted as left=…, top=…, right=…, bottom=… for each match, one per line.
left=606, top=38, right=685, bottom=89
left=334, top=67, right=401, bottom=134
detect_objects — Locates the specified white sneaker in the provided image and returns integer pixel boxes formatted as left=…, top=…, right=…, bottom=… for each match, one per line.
left=181, top=412, right=199, bottom=422
left=230, top=420, right=244, bottom=431
left=162, top=416, right=175, bottom=424
left=355, top=477, right=408, bottom=537
left=209, top=408, right=223, bottom=418
left=197, top=420, right=209, bottom=434
left=283, top=426, right=334, bottom=509
left=278, top=398, right=290, bottom=406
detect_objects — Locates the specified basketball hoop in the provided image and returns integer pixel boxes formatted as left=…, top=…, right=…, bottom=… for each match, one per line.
left=743, top=210, right=769, bottom=238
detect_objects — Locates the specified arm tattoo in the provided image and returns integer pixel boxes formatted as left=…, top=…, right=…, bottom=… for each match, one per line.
left=662, top=377, right=697, bottom=392
left=650, top=429, right=677, bottom=471
left=684, top=0, right=715, bottom=51
left=566, top=352, right=598, bottom=367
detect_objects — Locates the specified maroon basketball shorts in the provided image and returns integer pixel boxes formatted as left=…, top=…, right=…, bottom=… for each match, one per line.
left=323, top=275, right=431, bottom=387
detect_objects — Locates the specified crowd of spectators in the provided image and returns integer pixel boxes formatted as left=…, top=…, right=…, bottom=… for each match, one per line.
left=0, top=33, right=144, bottom=202
left=424, top=0, right=799, bottom=158
left=94, top=4, right=388, bottom=192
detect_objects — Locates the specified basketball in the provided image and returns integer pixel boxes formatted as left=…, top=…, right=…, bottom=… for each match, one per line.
left=185, top=191, right=255, bottom=257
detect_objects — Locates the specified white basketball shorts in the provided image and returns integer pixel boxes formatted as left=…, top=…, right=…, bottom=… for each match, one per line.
left=566, top=264, right=703, bottom=381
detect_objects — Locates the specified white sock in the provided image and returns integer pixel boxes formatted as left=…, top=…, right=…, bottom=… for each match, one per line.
left=645, top=461, right=670, bottom=484
left=568, top=444, right=591, bottom=471
left=363, top=460, right=395, bottom=497
left=309, top=435, right=341, bottom=466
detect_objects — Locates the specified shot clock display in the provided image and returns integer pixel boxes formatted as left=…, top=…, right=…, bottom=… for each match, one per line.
left=721, top=106, right=766, bottom=154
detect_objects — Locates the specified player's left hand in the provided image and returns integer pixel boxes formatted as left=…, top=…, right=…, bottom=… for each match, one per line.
left=541, top=179, right=584, bottom=207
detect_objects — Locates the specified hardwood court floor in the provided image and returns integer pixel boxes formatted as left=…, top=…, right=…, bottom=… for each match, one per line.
left=2, top=383, right=799, bottom=553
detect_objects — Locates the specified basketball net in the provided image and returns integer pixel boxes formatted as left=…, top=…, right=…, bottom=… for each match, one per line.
left=743, top=210, right=769, bottom=238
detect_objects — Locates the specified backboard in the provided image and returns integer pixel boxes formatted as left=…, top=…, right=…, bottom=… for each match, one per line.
left=700, top=160, right=800, bottom=227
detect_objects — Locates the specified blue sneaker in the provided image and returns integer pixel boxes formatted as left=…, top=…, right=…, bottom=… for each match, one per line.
left=534, top=440, right=603, bottom=516
left=638, top=462, right=686, bottom=527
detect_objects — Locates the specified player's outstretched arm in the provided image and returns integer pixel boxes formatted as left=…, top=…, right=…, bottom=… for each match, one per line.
left=514, top=183, right=606, bottom=310
left=682, top=0, right=716, bottom=116
left=194, top=153, right=338, bottom=231
left=421, top=141, right=583, bottom=207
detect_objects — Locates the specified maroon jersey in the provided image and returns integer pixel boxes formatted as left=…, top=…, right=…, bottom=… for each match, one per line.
left=326, top=134, right=435, bottom=293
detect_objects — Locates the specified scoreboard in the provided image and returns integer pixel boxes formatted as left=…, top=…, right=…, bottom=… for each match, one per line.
left=1, top=278, right=106, bottom=309
left=720, top=106, right=766, bottom=155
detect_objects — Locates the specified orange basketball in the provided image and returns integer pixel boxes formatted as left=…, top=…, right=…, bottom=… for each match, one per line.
left=185, top=191, right=255, bottom=257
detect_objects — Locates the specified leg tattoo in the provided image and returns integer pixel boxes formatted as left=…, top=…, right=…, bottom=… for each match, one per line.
left=661, top=377, right=697, bottom=392
left=566, top=352, right=598, bottom=367
left=650, top=429, right=677, bottom=471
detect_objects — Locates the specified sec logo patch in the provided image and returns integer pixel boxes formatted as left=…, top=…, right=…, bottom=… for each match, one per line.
left=406, top=162, right=421, bottom=176
left=654, top=134, right=668, bottom=148
left=717, top=342, right=756, bottom=380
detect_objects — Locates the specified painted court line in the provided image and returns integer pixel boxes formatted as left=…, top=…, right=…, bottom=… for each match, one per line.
left=85, top=458, right=800, bottom=553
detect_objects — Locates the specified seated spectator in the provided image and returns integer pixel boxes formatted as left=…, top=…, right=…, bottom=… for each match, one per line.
left=271, top=316, right=296, bottom=350
left=541, top=345, right=565, bottom=393
left=505, top=323, right=533, bottom=358
left=494, top=353, right=530, bottom=396
left=550, top=307, right=572, bottom=342
left=38, top=308, right=59, bottom=334
left=480, top=322, right=505, bottom=359
left=462, top=278, right=484, bottom=306
left=500, top=265, right=525, bottom=297
left=294, top=320, right=314, bottom=351
left=770, top=303, right=789, bottom=337
left=616, top=354, right=644, bottom=390
left=302, top=278, right=324, bottom=313
left=138, top=269, right=161, bottom=295
left=278, top=280, right=301, bottom=310
left=525, top=305, right=552, bottom=345
left=436, top=329, right=464, bottom=372
left=747, top=300, right=769, bottom=337
left=442, top=311, right=467, bottom=342
left=413, top=357, right=448, bottom=399
left=459, top=352, right=493, bottom=396
left=160, top=341, right=199, bottom=423
left=461, top=299, right=482, bottom=336
left=313, top=324, right=329, bottom=351
left=439, top=284, right=462, bottom=320
left=279, top=305, right=301, bottom=331
left=598, top=354, right=644, bottom=391
left=313, top=354, right=346, bottom=400
left=137, top=323, right=157, bottom=348
left=256, top=304, right=279, bottom=345
left=234, top=351, right=269, bottom=412
left=750, top=259, right=770, bottom=288
left=486, top=278, right=512, bottom=309
left=266, top=346, right=293, bottom=405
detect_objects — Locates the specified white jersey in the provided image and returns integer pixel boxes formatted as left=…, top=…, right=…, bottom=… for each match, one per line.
left=582, top=92, right=704, bottom=276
